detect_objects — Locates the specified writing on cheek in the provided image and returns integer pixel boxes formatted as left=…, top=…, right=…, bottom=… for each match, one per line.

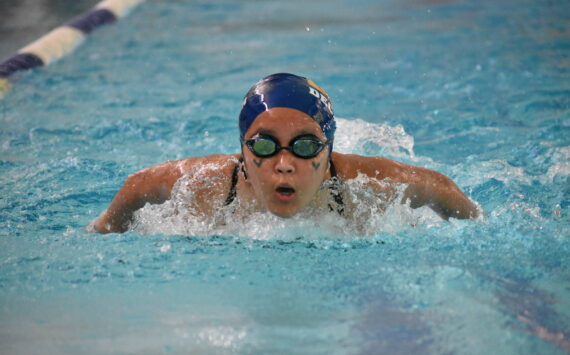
left=253, top=159, right=263, bottom=167
left=312, top=161, right=321, bottom=171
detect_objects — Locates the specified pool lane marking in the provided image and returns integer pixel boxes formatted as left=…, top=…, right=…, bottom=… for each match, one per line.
left=18, top=27, right=86, bottom=66
left=96, top=0, right=144, bottom=18
left=0, top=0, right=144, bottom=97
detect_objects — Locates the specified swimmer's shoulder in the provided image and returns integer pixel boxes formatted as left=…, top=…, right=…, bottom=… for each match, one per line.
left=178, top=153, right=241, bottom=169
left=331, top=152, right=414, bottom=182
left=137, top=153, right=240, bottom=206
left=134, top=153, right=241, bottom=182
left=170, top=154, right=241, bottom=216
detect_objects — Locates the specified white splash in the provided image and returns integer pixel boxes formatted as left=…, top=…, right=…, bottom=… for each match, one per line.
left=130, top=119, right=448, bottom=238
left=132, top=170, right=439, bottom=239
left=335, top=118, right=415, bottom=158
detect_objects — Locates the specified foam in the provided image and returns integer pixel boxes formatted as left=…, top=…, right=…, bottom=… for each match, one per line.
left=131, top=120, right=446, bottom=238
left=335, top=118, right=415, bottom=158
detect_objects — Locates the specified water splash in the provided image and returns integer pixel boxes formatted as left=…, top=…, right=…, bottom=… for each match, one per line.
left=131, top=119, right=447, bottom=238
left=335, top=118, right=415, bottom=158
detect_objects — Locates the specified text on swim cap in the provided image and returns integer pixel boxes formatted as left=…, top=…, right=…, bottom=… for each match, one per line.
left=308, top=87, right=333, bottom=114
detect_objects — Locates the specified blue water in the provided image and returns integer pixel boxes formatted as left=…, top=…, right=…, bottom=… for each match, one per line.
left=1, top=0, right=569, bottom=353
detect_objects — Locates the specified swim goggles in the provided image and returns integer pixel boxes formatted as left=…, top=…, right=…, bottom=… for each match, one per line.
left=243, top=134, right=330, bottom=159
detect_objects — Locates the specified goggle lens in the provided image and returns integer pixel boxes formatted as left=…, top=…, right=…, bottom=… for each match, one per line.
left=245, top=136, right=328, bottom=159
left=292, top=139, right=321, bottom=157
left=251, top=138, right=276, bottom=156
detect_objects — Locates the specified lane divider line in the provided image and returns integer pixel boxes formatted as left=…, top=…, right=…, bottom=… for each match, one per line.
left=0, top=0, right=144, bottom=97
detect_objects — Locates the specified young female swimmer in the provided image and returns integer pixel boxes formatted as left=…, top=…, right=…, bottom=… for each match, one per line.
left=93, top=73, right=479, bottom=233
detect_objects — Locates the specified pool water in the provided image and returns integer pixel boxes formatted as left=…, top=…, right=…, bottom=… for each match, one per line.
left=1, top=0, right=569, bottom=353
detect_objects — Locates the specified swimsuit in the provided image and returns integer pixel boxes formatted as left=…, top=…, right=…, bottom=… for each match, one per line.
left=224, top=157, right=345, bottom=215
left=224, top=158, right=242, bottom=206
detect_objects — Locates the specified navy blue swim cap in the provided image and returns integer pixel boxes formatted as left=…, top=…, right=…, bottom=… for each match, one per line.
left=239, top=73, right=336, bottom=144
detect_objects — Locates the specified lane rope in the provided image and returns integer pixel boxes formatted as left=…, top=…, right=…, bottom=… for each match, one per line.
left=0, top=0, right=144, bottom=97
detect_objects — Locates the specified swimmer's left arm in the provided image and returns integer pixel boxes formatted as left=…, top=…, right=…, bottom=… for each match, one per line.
left=336, top=154, right=479, bottom=220
left=400, top=166, right=480, bottom=220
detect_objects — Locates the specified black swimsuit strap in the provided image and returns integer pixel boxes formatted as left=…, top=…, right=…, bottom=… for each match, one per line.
left=224, top=157, right=242, bottom=206
left=328, top=157, right=345, bottom=215
left=329, top=157, right=338, bottom=178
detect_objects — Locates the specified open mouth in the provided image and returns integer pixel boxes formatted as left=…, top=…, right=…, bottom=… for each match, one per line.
left=276, top=186, right=295, bottom=195
left=275, top=185, right=296, bottom=202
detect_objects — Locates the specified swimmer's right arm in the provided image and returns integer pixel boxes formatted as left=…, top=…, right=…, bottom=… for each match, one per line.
left=93, top=162, right=184, bottom=234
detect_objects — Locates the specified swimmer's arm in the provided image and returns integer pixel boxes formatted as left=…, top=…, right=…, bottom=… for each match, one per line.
left=339, top=154, right=479, bottom=220
left=93, top=162, right=183, bottom=233
left=401, top=167, right=479, bottom=220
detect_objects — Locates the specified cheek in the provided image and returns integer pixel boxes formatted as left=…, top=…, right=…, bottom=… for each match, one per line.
left=245, top=159, right=271, bottom=191
left=302, top=158, right=328, bottom=185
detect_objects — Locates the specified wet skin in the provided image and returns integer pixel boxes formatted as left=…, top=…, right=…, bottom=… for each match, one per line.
left=93, top=107, right=479, bottom=233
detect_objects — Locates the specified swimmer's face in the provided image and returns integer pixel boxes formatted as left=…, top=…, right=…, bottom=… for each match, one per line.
left=242, top=107, right=330, bottom=217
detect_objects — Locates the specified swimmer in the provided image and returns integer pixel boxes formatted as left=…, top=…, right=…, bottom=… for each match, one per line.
left=92, top=73, right=479, bottom=233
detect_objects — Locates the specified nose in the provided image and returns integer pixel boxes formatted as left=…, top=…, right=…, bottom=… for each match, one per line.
left=274, top=150, right=295, bottom=174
